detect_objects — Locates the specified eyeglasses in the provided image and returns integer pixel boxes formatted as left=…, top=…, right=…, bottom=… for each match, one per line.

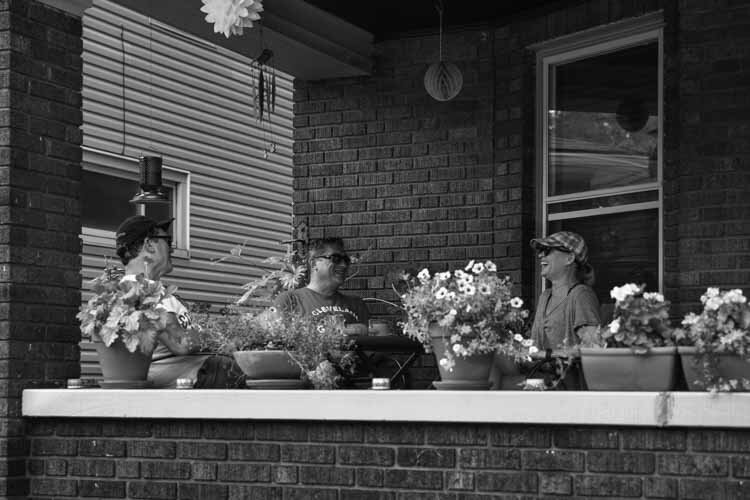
left=538, top=246, right=570, bottom=257
left=150, top=235, right=173, bottom=248
left=315, top=253, right=351, bottom=265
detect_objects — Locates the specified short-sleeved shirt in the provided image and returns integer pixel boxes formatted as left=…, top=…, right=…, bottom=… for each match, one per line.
left=274, top=287, right=370, bottom=325
left=530, top=283, right=601, bottom=350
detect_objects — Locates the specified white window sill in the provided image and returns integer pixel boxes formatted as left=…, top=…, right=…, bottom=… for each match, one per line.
left=22, top=390, right=750, bottom=428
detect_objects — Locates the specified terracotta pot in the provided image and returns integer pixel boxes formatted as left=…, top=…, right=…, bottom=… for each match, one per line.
left=94, top=339, right=152, bottom=389
left=429, top=325, right=493, bottom=390
left=580, top=346, right=677, bottom=391
left=679, top=346, right=750, bottom=391
left=232, top=350, right=302, bottom=379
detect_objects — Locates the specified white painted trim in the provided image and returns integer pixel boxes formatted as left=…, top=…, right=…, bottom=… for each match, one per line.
left=547, top=201, right=660, bottom=221
left=39, top=0, right=93, bottom=17
left=546, top=183, right=659, bottom=204
left=21, top=390, right=750, bottom=428
left=82, top=147, right=191, bottom=253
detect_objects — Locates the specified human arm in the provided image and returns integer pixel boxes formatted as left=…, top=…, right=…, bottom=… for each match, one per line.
left=156, top=313, right=191, bottom=356
left=572, top=286, right=603, bottom=347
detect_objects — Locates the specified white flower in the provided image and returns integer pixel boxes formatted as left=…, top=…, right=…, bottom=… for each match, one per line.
left=452, top=343, right=466, bottom=355
left=454, top=270, right=467, bottom=279
left=610, top=283, right=641, bottom=302
left=485, top=261, right=497, bottom=272
left=459, top=325, right=472, bottom=335
left=479, top=284, right=492, bottom=295
left=513, top=333, right=524, bottom=342
left=417, top=268, right=431, bottom=282
left=608, top=318, right=621, bottom=333
left=723, top=289, right=746, bottom=304
left=643, top=292, right=664, bottom=302
left=681, top=312, right=700, bottom=326
left=472, top=262, right=485, bottom=274
left=529, top=346, right=539, bottom=354
left=436, top=271, right=451, bottom=281
left=439, top=358, right=449, bottom=368
left=701, top=287, right=720, bottom=304
left=510, top=297, right=523, bottom=308
left=464, top=284, right=476, bottom=296
left=435, top=287, right=448, bottom=299
left=522, top=338, right=533, bottom=347
left=464, top=260, right=475, bottom=271
left=705, top=296, right=722, bottom=311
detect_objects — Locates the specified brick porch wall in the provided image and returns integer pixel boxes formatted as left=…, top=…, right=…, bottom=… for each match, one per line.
left=25, top=419, right=750, bottom=499
left=293, top=0, right=750, bottom=317
left=0, top=0, right=83, bottom=498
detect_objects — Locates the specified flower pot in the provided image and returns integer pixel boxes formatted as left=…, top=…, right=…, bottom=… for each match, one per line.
left=580, top=346, right=677, bottom=391
left=679, top=346, right=750, bottom=391
left=233, top=350, right=302, bottom=379
left=429, top=326, right=493, bottom=390
left=94, top=339, right=152, bottom=389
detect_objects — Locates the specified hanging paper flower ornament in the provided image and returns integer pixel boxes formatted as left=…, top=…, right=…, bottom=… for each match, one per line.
left=200, top=0, right=263, bottom=39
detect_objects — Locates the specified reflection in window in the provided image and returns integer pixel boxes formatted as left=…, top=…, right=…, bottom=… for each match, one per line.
left=548, top=43, right=659, bottom=197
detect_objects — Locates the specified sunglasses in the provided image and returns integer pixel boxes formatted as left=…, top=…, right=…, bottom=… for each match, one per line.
left=538, top=246, right=570, bottom=257
left=150, top=235, right=173, bottom=247
left=315, top=253, right=351, bottom=265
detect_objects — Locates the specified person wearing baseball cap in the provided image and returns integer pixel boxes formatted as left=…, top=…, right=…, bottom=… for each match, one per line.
left=114, top=215, right=242, bottom=388
left=528, top=231, right=601, bottom=351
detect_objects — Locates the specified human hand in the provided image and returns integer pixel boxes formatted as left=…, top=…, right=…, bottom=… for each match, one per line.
left=343, top=323, right=368, bottom=336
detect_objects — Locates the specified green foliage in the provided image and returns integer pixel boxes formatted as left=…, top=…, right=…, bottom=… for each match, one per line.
left=600, top=283, right=673, bottom=350
left=674, top=288, right=750, bottom=392
left=77, top=272, right=177, bottom=354
left=190, top=304, right=357, bottom=389
left=399, top=260, right=535, bottom=372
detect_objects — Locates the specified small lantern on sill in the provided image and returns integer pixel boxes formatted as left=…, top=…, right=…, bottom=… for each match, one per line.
left=130, top=155, right=169, bottom=204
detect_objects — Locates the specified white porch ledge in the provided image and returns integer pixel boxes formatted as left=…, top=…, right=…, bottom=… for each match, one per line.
left=22, top=390, right=750, bottom=428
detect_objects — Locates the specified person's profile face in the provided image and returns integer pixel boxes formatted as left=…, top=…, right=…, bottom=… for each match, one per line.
left=311, top=244, right=349, bottom=286
left=147, top=228, right=173, bottom=277
left=538, top=246, right=572, bottom=280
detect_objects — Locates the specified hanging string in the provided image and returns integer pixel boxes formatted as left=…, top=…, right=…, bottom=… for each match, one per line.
left=435, top=0, right=444, bottom=61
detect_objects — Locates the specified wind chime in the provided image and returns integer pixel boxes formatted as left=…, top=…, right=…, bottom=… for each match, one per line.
left=249, top=48, right=276, bottom=158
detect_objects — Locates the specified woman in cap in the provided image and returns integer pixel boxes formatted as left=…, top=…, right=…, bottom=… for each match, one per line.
left=529, top=231, right=601, bottom=349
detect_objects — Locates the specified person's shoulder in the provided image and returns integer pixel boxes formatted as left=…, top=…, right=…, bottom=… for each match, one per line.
left=570, top=284, right=599, bottom=302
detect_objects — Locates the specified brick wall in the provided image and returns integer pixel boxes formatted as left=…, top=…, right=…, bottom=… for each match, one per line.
left=25, top=418, right=750, bottom=499
left=670, top=0, right=750, bottom=314
left=0, top=0, right=83, bottom=497
left=294, top=0, right=750, bottom=319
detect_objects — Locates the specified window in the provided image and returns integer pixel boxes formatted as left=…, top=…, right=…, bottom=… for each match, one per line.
left=81, top=148, right=190, bottom=258
left=535, top=13, right=663, bottom=304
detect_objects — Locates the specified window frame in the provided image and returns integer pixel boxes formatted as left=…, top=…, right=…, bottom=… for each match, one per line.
left=81, top=147, right=191, bottom=259
left=533, top=12, right=664, bottom=296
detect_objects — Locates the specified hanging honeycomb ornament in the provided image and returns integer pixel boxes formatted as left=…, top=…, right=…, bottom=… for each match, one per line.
left=424, top=60, right=463, bottom=101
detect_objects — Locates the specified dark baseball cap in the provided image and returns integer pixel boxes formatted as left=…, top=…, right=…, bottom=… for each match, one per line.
left=115, top=215, right=173, bottom=249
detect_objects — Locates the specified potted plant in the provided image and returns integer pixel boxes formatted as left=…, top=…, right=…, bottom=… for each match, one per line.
left=399, top=260, right=535, bottom=390
left=192, top=304, right=358, bottom=389
left=77, top=270, right=177, bottom=388
left=673, top=287, right=750, bottom=392
left=581, top=283, right=676, bottom=391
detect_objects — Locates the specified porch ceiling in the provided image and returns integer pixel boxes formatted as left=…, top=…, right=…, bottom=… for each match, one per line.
left=104, top=0, right=576, bottom=80
left=305, top=0, right=574, bottom=40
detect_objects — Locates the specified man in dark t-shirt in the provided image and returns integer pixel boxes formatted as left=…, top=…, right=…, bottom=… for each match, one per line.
left=274, top=238, right=369, bottom=334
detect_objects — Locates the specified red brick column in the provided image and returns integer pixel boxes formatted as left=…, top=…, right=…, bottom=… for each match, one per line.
left=0, top=0, right=85, bottom=496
